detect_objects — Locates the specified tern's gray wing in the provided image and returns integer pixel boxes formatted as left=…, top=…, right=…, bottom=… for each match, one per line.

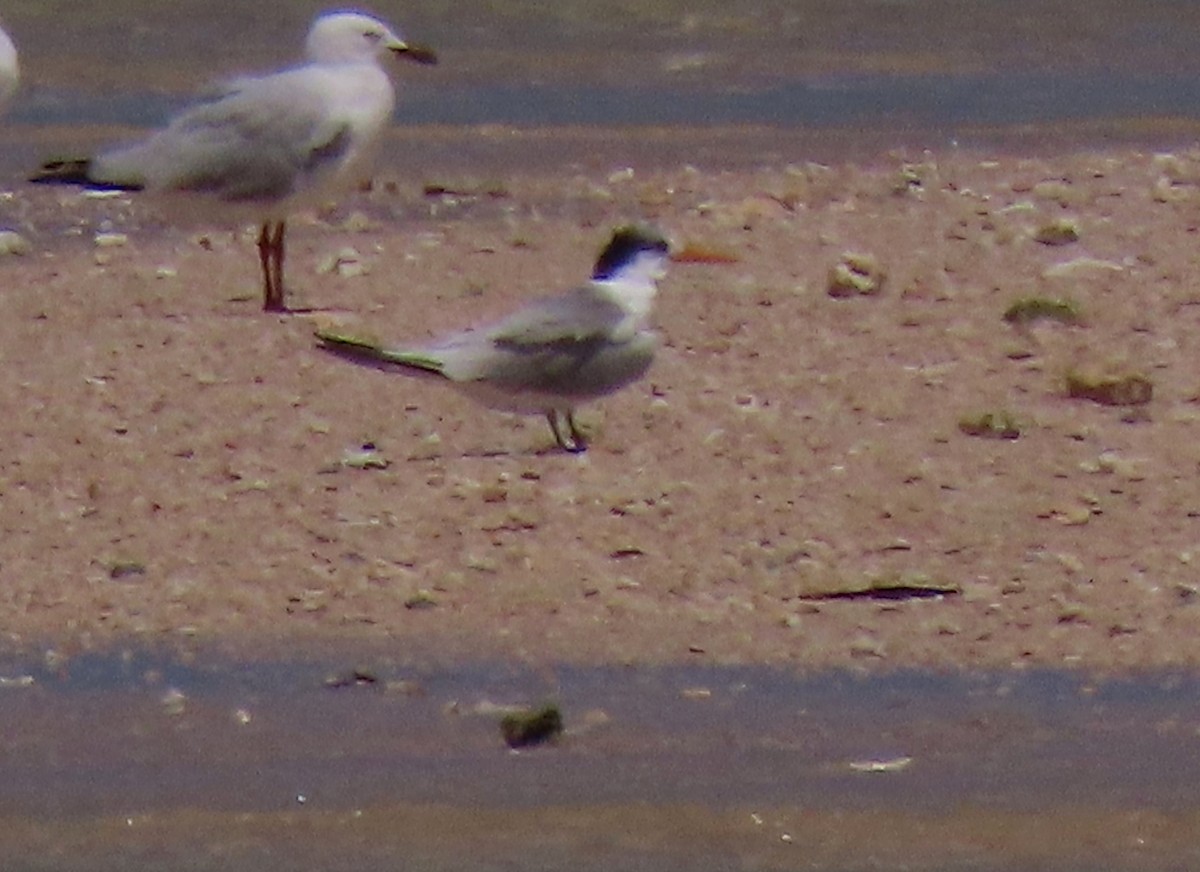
left=434, top=286, right=658, bottom=398
left=91, top=68, right=352, bottom=202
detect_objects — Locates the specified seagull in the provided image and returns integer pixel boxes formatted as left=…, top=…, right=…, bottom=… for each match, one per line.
left=0, top=19, right=17, bottom=115
left=316, top=226, right=672, bottom=453
left=30, top=11, right=436, bottom=312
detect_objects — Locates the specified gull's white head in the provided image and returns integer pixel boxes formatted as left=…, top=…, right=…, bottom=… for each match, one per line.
left=0, top=21, right=18, bottom=115
left=305, top=11, right=437, bottom=66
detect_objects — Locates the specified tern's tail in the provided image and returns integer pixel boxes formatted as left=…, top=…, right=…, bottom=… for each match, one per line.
left=315, top=330, right=444, bottom=375
left=29, top=158, right=142, bottom=191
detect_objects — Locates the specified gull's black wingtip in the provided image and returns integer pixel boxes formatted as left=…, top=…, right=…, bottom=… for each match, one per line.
left=29, top=158, right=93, bottom=186
left=28, top=158, right=142, bottom=191
left=591, top=224, right=670, bottom=281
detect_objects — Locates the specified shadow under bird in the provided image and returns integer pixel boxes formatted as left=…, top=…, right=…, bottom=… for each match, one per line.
left=29, top=11, right=436, bottom=312
left=316, top=226, right=672, bottom=453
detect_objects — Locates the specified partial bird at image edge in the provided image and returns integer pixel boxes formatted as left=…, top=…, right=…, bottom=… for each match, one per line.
left=0, top=18, right=18, bottom=116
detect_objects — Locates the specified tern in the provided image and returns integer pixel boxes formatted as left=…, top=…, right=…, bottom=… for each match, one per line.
left=316, top=226, right=671, bottom=453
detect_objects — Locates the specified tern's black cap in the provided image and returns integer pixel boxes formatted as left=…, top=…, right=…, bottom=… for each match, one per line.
left=592, top=225, right=670, bottom=281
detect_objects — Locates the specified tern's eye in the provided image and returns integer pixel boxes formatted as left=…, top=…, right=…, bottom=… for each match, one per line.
left=363, top=30, right=383, bottom=43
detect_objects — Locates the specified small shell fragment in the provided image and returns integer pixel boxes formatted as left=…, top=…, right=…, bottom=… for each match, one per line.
left=849, top=756, right=913, bottom=773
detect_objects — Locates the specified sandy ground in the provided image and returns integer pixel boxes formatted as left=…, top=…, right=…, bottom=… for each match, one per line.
left=4, top=140, right=1200, bottom=672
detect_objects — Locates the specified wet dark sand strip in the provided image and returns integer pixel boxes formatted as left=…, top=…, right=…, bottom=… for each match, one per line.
left=1, top=657, right=1199, bottom=869
left=9, top=116, right=1200, bottom=179
left=5, top=803, right=1200, bottom=872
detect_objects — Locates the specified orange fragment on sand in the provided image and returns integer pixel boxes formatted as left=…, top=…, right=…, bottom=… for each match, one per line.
left=671, top=244, right=740, bottom=264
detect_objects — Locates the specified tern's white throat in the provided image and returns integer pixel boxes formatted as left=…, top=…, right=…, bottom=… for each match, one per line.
left=588, top=226, right=671, bottom=321
left=592, top=248, right=669, bottom=322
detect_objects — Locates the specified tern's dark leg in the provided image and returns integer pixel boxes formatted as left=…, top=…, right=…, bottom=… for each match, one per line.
left=546, top=410, right=586, bottom=453
left=566, top=411, right=588, bottom=452
left=272, top=222, right=286, bottom=306
left=259, top=221, right=287, bottom=312
left=257, top=224, right=274, bottom=309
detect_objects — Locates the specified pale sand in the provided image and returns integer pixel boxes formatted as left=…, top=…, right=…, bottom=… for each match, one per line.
left=3, top=144, right=1200, bottom=671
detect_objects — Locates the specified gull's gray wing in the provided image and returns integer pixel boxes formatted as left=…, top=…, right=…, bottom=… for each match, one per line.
left=91, top=66, right=353, bottom=202
left=432, top=286, right=658, bottom=398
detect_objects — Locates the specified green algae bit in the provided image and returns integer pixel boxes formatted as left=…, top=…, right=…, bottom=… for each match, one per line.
left=1066, top=371, right=1153, bottom=406
left=957, top=411, right=1021, bottom=439
left=501, top=703, right=564, bottom=748
left=1002, top=297, right=1082, bottom=326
